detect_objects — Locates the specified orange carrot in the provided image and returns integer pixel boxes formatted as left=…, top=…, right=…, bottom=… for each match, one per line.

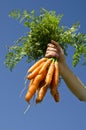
left=25, top=68, right=47, bottom=103
left=50, top=86, right=60, bottom=102
left=36, top=82, right=48, bottom=103
left=28, top=57, right=47, bottom=73
left=53, top=91, right=60, bottom=102
left=45, top=61, right=55, bottom=85
left=39, top=58, right=52, bottom=74
left=25, top=75, right=42, bottom=102
left=27, top=79, right=34, bottom=90
left=50, top=60, right=60, bottom=102
left=53, top=60, right=59, bottom=86
left=50, top=61, right=59, bottom=87
left=26, top=62, right=45, bottom=80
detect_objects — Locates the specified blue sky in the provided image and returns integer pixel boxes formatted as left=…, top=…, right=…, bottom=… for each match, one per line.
left=0, top=0, right=86, bottom=130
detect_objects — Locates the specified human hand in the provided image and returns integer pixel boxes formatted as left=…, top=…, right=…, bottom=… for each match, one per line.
left=45, top=40, right=66, bottom=64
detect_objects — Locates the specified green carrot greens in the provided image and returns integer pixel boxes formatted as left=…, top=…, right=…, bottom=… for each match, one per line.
left=5, top=8, right=86, bottom=71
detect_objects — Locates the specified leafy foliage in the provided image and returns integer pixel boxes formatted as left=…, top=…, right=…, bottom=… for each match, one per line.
left=5, top=8, right=86, bottom=70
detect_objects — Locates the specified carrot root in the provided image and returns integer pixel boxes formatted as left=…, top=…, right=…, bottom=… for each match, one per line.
left=28, top=57, right=47, bottom=73
left=36, top=83, right=48, bottom=103
left=45, top=61, right=55, bottom=85
left=24, top=102, right=30, bottom=114
left=50, top=88, right=60, bottom=102
left=27, top=62, right=45, bottom=80
left=25, top=68, right=47, bottom=103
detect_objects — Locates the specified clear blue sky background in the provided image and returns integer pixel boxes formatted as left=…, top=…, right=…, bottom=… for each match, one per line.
left=0, top=0, right=86, bottom=130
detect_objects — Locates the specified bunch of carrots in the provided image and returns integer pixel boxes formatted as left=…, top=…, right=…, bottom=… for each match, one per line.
left=25, top=57, right=60, bottom=104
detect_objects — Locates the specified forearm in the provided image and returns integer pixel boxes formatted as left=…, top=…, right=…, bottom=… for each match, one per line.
left=59, top=62, right=86, bottom=101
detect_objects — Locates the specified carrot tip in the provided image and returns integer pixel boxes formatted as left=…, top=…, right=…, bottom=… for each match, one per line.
left=24, top=103, right=30, bottom=114
left=19, top=79, right=28, bottom=98
left=19, top=87, right=26, bottom=98
left=54, top=93, right=60, bottom=102
left=36, top=98, right=42, bottom=104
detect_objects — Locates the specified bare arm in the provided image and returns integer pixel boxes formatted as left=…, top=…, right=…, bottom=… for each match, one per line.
left=59, top=61, right=86, bottom=101
left=45, top=40, right=86, bottom=102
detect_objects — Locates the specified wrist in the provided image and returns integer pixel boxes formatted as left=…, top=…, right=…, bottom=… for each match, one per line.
left=58, top=61, right=68, bottom=75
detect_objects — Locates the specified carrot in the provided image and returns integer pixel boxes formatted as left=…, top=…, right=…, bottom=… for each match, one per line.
left=26, top=62, right=45, bottom=80
left=36, top=60, right=55, bottom=103
left=28, top=57, right=47, bottom=73
left=50, top=60, right=60, bottom=102
left=39, top=58, right=52, bottom=74
left=27, top=79, right=34, bottom=90
left=53, top=91, right=60, bottom=102
left=45, top=60, right=55, bottom=85
left=50, top=85, right=60, bottom=102
left=25, top=75, right=42, bottom=102
left=36, top=82, right=48, bottom=103
left=25, top=68, right=47, bottom=103
left=50, top=60, right=59, bottom=88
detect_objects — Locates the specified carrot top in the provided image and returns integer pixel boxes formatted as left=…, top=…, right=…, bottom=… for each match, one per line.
left=5, top=8, right=86, bottom=71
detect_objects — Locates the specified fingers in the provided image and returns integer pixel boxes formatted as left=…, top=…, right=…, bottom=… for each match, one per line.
left=45, top=40, right=65, bottom=60
left=46, top=47, right=58, bottom=53
left=45, top=51, right=59, bottom=59
left=47, top=43, right=56, bottom=48
left=51, top=40, right=60, bottom=49
left=51, top=40, right=64, bottom=54
left=46, top=43, right=59, bottom=59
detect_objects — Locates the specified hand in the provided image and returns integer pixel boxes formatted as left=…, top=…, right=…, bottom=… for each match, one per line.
left=45, top=40, right=66, bottom=64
